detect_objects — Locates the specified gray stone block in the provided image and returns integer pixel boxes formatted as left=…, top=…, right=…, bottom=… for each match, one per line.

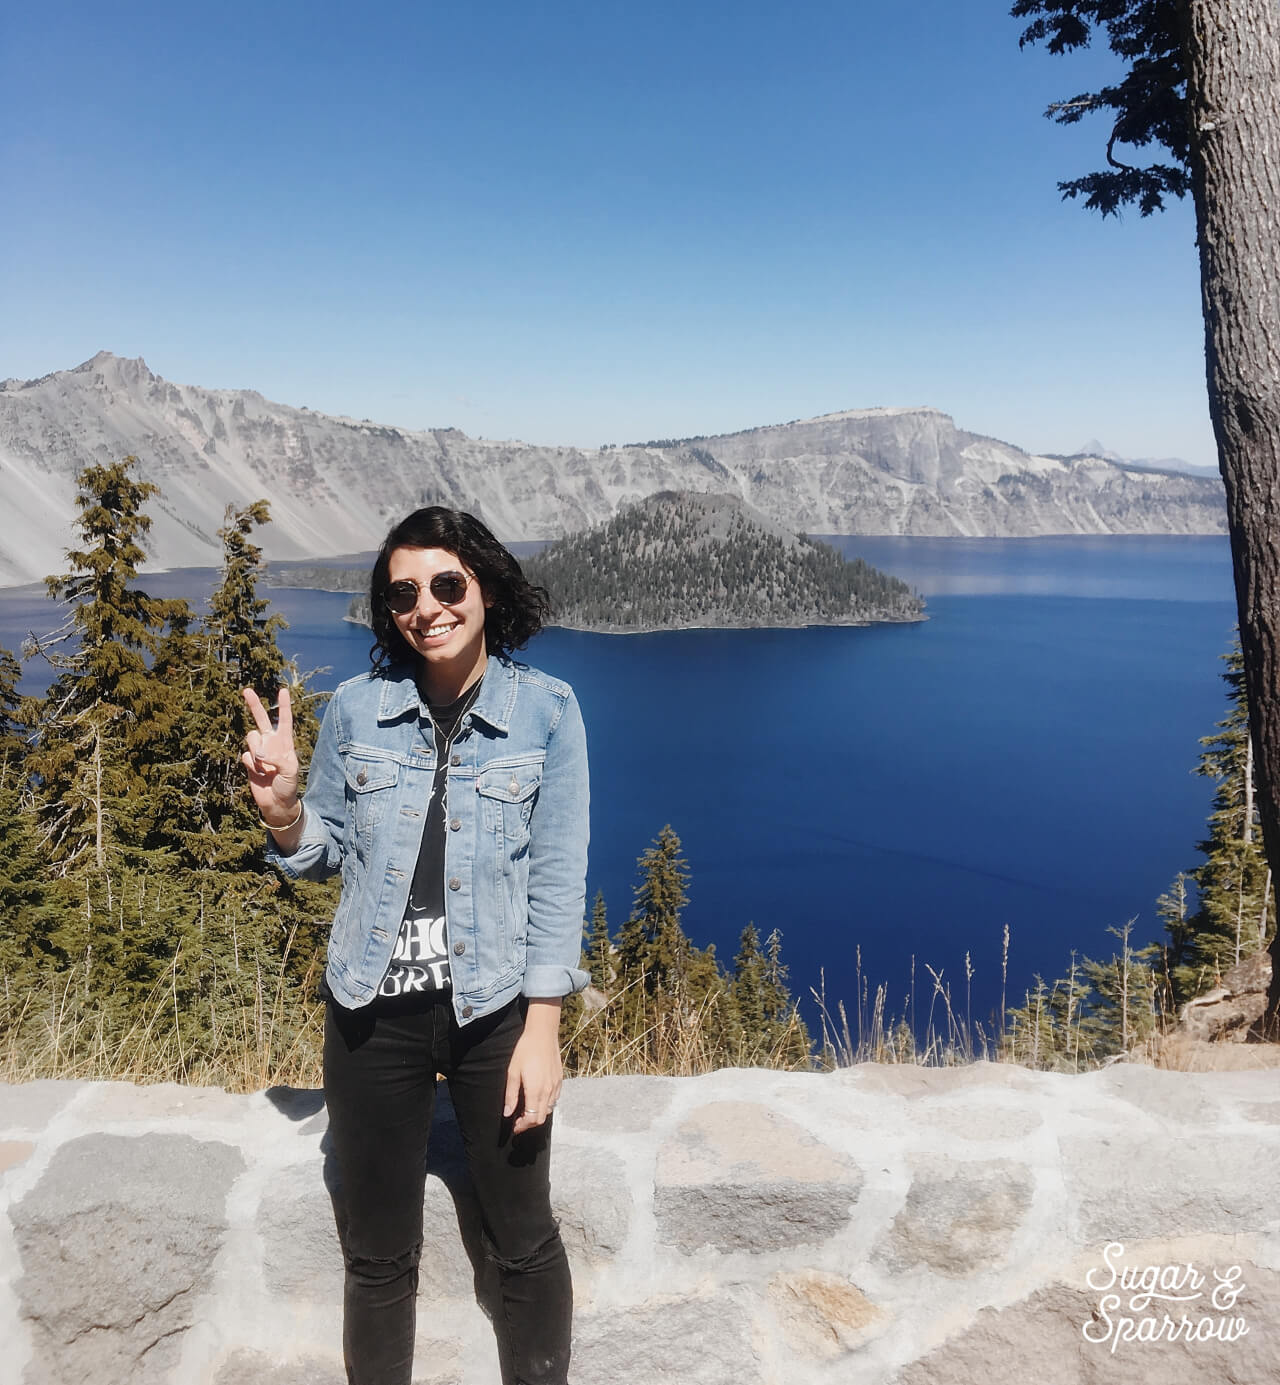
left=1061, top=1133, right=1275, bottom=1241
left=923, top=1103, right=1043, bottom=1142
left=556, top=1075, right=675, bottom=1132
left=657, top=1180, right=857, bottom=1254
left=893, top=1257, right=1280, bottom=1385
left=572, top=1293, right=762, bottom=1385
left=0, top=1081, right=83, bottom=1132
left=418, top=1175, right=479, bottom=1300
left=892, top=1281, right=1115, bottom=1385
left=258, top=1171, right=344, bottom=1302
left=1088, top=1066, right=1219, bottom=1125
left=214, top=1351, right=347, bottom=1385
left=408, top=1334, right=464, bottom=1385
left=875, top=1155, right=1034, bottom=1277
left=838, top=1061, right=1042, bottom=1099
left=77, top=1080, right=247, bottom=1124
left=11, top=1132, right=244, bottom=1385
left=552, top=1145, right=630, bottom=1264
left=213, top=1342, right=460, bottom=1385
left=656, top=1101, right=860, bottom=1252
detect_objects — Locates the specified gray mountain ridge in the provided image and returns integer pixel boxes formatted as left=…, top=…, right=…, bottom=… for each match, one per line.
left=1063, top=437, right=1220, bottom=478
left=0, top=351, right=1226, bottom=586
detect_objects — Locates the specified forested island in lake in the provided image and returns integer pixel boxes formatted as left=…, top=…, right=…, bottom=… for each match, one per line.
left=522, top=492, right=924, bottom=631
left=335, top=492, right=922, bottom=632
left=268, top=564, right=368, bottom=593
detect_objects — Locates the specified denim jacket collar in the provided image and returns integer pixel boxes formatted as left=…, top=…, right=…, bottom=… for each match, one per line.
left=375, top=654, right=516, bottom=733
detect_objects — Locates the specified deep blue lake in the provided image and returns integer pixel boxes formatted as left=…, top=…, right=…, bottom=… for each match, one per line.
left=1, top=536, right=1238, bottom=1040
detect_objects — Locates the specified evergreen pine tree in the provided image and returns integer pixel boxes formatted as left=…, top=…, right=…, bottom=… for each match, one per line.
left=1004, top=975, right=1060, bottom=1069
left=1080, top=921, right=1160, bottom=1057
left=17, top=459, right=194, bottom=1014
left=627, top=824, right=691, bottom=996
left=22, top=457, right=189, bottom=873
left=145, top=500, right=333, bottom=1053
left=731, top=923, right=767, bottom=1040
left=0, top=646, right=50, bottom=1008
left=1161, top=638, right=1276, bottom=1005
left=760, top=926, right=811, bottom=1066
left=1153, top=872, right=1192, bottom=1014
left=612, top=825, right=731, bottom=1062
left=1187, top=641, right=1274, bottom=981
left=151, top=500, right=311, bottom=873
left=586, top=890, right=612, bottom=989
left=1005, top=951, right=1114, bottom=1070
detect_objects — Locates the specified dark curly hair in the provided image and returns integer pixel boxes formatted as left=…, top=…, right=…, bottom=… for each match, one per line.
left=369, top=507, right=550, bottom=672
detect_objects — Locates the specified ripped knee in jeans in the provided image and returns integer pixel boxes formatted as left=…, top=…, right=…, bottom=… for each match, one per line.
left=343, top=1238, right=423, bottom=1287
left=482, top=1223, right=566, bottom=1274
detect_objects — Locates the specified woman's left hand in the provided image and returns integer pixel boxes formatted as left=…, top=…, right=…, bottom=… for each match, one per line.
left=504, top=998, right=564, bottom=1136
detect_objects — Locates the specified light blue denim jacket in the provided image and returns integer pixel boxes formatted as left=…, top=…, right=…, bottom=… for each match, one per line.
left=266, top=653, right=590, bottom=1023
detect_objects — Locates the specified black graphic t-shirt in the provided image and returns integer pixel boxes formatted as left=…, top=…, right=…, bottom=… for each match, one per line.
left=376, top=681, right=479, bottom=999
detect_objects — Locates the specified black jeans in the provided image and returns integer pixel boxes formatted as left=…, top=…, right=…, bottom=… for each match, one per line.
left=324, top=993, right=572, bottom=1385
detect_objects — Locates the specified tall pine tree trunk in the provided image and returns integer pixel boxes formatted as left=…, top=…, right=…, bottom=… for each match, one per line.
left=93, top=722, right=104, bottom=871
left=1179, top=0, right=1280, bottom=1030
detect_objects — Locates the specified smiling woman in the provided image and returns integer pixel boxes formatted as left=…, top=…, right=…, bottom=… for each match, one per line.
left=240, top=505, right=587, bottom=1385
left=384, top=548, right=490, bottom=700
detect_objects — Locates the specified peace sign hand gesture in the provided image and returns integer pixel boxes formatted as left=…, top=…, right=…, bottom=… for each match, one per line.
left=241, top=686, right=301, bottom=827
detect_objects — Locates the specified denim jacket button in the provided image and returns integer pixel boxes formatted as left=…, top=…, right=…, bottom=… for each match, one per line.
left=508, top=778, right=519, bottom=794
left=462, top=1004, right=473, bottom=1018
left=448, top=876, right=461, bottom=890
left=453, top=941, right=465, bottom=955
left=356, top=769, right=368, bottom=786
left=450, top=753, right=461, bottom=767
left=449, top=818, right=461, bottom=831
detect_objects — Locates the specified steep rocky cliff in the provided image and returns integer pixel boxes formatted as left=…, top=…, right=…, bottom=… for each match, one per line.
left=0, top=353, right=1225, bottom=585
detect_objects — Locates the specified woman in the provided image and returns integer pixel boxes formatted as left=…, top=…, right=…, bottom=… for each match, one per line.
left=241, top=506, right=589, bottom=1385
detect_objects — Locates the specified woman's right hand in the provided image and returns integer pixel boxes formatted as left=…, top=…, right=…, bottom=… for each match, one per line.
left=241, top=686, right=301, bottom=825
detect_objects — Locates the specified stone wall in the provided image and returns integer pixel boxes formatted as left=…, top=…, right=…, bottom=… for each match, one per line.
left=1, top=1063, right=1278, bottom=1384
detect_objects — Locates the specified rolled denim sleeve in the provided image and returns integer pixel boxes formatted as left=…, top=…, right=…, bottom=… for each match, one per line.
left=522, top=688, right=590, bottom=998
left=263, top=690, right=347, bottom=882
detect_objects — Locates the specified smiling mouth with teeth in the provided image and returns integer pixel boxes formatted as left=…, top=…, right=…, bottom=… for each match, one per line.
left=421, top=623, right=457, bottom=637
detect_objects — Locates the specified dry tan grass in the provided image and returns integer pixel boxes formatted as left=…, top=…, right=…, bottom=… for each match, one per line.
left=8, top=943, right=1280, bottom=1090
left=1145, top=1032, right=1280, bottom=1071
left=561, top=970, right=814, bottom=1077
left=0, top=957, right=326, bottom=1093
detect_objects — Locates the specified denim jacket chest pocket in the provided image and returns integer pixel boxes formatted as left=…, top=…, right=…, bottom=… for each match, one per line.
left=475, top=756, right=544, bottom=858
left=342, top=753, right=401, bottom=859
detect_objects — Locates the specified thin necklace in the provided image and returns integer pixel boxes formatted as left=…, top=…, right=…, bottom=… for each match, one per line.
left=428, top=674, right=483, bottom=747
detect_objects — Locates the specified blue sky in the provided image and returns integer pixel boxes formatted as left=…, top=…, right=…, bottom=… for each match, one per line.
left=2, top=0, right=1216, bottom=466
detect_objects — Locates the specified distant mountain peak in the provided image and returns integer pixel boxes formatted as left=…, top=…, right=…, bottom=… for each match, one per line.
left=1067, top=437, right=1213, bottom=477
left=1075, top=438, right=1122, bottom=462
left=74, top=349, right=152, bottom=374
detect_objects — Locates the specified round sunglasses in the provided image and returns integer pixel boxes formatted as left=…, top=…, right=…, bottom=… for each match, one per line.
left=384, top=571, right=476, bottom=615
